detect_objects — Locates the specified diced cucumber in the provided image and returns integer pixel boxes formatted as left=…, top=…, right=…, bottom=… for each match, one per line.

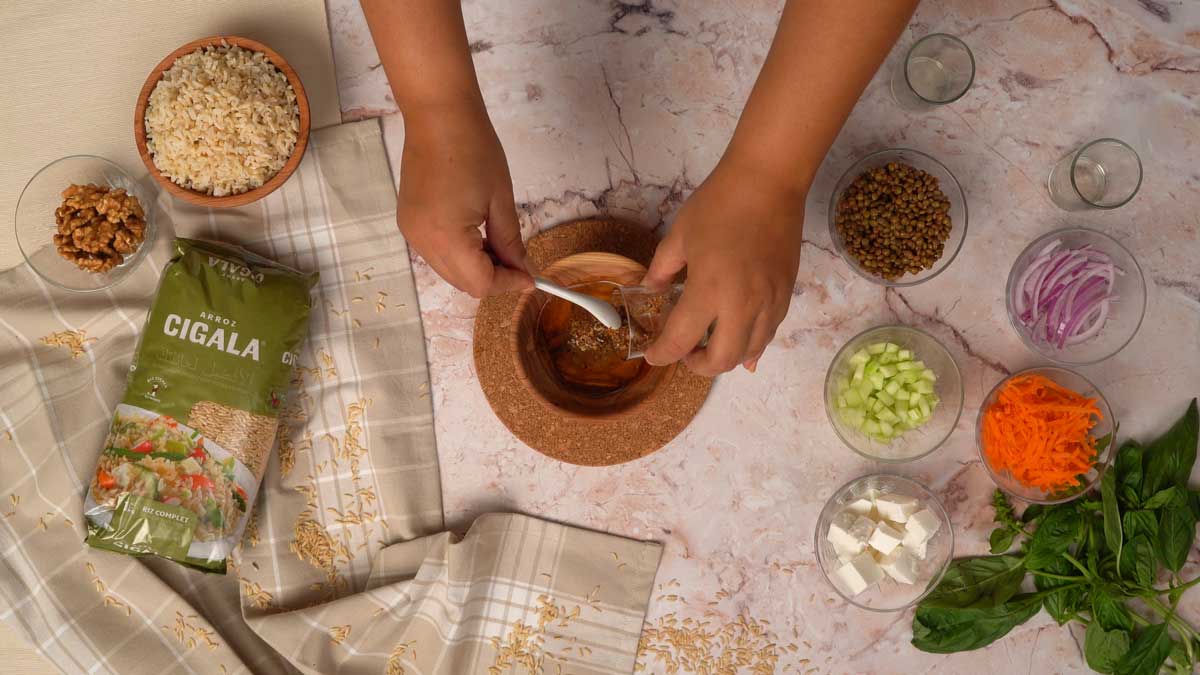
left=836, top=341, right=939, bottom=444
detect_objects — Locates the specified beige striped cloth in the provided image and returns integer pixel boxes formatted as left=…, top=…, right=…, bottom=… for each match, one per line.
left=0, top=120, right=662, bottom=674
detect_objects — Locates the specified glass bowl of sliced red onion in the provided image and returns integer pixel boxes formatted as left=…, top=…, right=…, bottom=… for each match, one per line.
left=1005, top=228, right=1145, bottom=365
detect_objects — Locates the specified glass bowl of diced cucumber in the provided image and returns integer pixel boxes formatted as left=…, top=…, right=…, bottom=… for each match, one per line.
left=814, top=473, right=954, bottom=612
left=824, top=325, right=963, bottom=461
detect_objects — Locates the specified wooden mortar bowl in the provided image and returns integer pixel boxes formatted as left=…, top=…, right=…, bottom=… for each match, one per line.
left=510, top=252, right=677, bottom=420
left=133, top=35, right=311, bottom=208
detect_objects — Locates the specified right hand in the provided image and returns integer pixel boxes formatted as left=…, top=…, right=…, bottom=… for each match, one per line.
left=396, top=103, right=533, bottom=298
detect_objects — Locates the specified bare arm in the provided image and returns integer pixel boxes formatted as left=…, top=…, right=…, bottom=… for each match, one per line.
left=644, top=0, right=918, bottom=375
left=724, top=0, right=919, bottom=190
left=361, top=0, right=531, bottom=298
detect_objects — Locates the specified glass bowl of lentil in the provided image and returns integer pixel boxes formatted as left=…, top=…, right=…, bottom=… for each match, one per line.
left=15, top=155, right=158, bottom=292
left=976, top=367, right=1115, bottom=505
left=828, top=148, right=967, bottom=287
left=824, top=325, right=963, bottom=462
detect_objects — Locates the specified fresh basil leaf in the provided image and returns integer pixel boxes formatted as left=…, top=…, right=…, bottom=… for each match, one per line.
left=1122, top=510, right=1158, bottom=544
left=989, top=527, right=1016, bottom=554
left=1035, top=557, right=1085, bottom=625
left=1191, top=490, right=1200, bottom=521
left=1102, top=468, right=1123, bottom=571
left=1165, top=640, right=1192, bottom=675
left=922, top=555, right=1026, bottom=608
left=1141, top=399, right=1199, bottom=500
left=1092, top=588, right=1135, bottom=632
left=1085, top=622, right=1131, bottom=674
left=1115, top=441, right=1144, bottom=508
left=911, top=593, right=1042, bottom=654
left=1118, top=536, right=1156, bottom=588
left=1155, top=505, right=1196, bottom=573
left=1021, top=503, right=1045, bottom=523
left=1088, top=514, right=1103, bottom=574
left=1115, top=622, right=1173, bottom=675
left=1144, top=486, right=1188, bottom=511
left=1026, top=507, right=1082, bottom=570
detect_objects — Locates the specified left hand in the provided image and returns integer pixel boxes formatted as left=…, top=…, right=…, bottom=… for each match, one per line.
left=641, top=162, right=805, bottom=376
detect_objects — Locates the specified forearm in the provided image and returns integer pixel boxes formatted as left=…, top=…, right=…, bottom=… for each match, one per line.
left=360, top=0, right=487, bottom=118
left=723, top=0, right=919, bottom=191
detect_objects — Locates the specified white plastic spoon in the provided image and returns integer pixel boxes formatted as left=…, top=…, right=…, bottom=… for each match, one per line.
left=533, top=277, right=623, bottom=330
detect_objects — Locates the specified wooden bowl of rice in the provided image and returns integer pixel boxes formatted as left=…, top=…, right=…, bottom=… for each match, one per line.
left=134, top=35, right=310, bottom=208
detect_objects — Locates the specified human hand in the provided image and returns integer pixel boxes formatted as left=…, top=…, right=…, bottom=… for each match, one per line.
left=396, top=104, right=532, bottom=298
left=641, top=163, right=804, bottom=375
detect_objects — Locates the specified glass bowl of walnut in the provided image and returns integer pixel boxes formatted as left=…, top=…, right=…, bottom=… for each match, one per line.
left=16, top=155, right=157, bottom=292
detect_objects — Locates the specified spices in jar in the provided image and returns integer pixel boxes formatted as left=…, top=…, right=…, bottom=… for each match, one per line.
left=835, top=162, right=952, bottom=281
left=53, top=183, right=147, bottom=273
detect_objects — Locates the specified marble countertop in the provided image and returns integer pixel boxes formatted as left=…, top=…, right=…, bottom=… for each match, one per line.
left=326, top=0, right=1200, bottom=672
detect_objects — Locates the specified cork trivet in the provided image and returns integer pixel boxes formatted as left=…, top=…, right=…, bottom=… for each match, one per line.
left=473, top=218, right=712, bottom=466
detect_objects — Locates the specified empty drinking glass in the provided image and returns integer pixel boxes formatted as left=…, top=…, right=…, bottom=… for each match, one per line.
left=1047, top=138, right=1142, bottom=211
left=890, top=34, right=975, bottom=112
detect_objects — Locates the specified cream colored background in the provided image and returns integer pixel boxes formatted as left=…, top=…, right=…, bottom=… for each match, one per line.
left=0, top=0, right=340, bottom=271
left=1, top=0, right=337, bottom=671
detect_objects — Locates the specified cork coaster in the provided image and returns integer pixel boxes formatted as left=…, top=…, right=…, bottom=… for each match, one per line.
left=473, top=218, right=712, bottom=466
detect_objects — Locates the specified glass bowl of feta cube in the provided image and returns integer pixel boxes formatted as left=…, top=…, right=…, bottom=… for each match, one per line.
left=815, top=474, right=954, bottom=611
left=824, top=325, right=963, bottom=462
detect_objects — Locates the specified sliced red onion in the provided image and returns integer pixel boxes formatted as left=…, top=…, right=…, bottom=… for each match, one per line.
left=1011, top=239, right=1121, bottom=350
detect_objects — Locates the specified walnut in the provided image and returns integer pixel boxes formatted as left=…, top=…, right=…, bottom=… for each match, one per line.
left=53, top=183, right=147, bottom=273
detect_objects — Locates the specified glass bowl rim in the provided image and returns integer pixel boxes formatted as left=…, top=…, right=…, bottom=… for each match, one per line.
left=813, top=472, right=956, bottom=612
left=975, top=365, right=1117, bottom=505
left=824, top=323, right=965, bottom=463
left=15, top=154, right=155, bottom=293
left=827, top=147, right=969, bottom=288
left=1003, top=226, right=1147, bottom=366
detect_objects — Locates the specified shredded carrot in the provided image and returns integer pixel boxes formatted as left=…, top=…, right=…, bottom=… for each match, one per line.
left=981, top=373, right=1103, bottom=493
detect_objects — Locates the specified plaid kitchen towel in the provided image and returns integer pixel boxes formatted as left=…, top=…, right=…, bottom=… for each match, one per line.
left=0, top=119, right=662, bottom=674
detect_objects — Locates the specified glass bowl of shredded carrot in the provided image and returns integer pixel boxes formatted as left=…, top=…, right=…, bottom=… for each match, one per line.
left=977, top=367, right=1115, bottom=504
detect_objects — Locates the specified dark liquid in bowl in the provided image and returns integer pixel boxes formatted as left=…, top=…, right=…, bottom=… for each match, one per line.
left=536, top=282, right=650, bottom=396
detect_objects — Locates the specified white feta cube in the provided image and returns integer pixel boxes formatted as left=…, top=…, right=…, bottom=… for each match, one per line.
left=827, top=511, right=873, bottom=559
left=833, top=551, right=885, bottom=595
left=844, top=497, right=875, bottom=516
left=904, top=508, right=942, bottom=545
left=868, top=520, right=905, bottom=555
left=880, top=548, right=921, bottom=584
left=874, top=495, right=920, bottom=523
left=906, top=536, right=928, bottom=560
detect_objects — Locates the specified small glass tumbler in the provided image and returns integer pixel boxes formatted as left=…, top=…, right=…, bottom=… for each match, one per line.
left=890, top=34, right=975, bottom=112
left=614, top=284, right=685, bottom=359
left=1047, top=138, right=1142, bottom=211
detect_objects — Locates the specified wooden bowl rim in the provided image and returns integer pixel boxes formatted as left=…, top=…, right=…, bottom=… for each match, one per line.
left=133, top=35, right=311, bottom=208
left=509, top=251, right=677, bottom=422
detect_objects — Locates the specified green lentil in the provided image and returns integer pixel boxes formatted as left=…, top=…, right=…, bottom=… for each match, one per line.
left=835, top=162, right=953, bottom=281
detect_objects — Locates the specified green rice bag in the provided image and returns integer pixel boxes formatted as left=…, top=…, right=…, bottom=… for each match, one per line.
left=85, top=238, right=317, bottom=572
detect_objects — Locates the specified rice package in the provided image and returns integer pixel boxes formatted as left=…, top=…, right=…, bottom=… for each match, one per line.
left=85, top=238, right=316, bottom=572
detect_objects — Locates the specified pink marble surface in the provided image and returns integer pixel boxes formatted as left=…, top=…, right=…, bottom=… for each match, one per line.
left=328, top=0, right=1200, bottom=672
